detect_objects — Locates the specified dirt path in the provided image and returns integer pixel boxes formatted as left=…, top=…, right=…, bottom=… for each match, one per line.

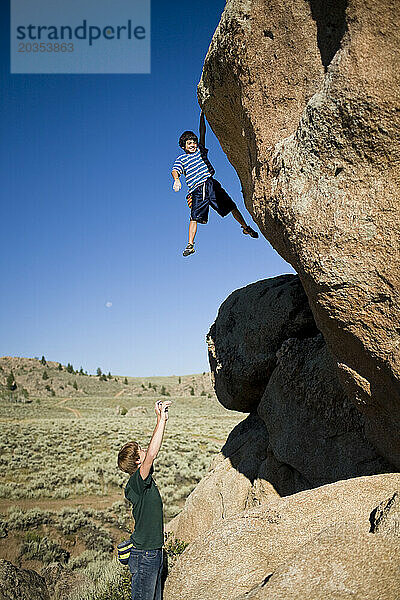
left=0, top=492, right=123, bottom=513
left=114, top=390, right=125, bottom=398
left=55, top=398, right=70, bottom=406
left=63, top=406, right=82, bottom=418
left=55, top=398, right=82, bottom=418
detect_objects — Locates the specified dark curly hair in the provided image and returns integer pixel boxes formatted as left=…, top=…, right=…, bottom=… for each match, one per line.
left=179, top=130, right=198, bottom=150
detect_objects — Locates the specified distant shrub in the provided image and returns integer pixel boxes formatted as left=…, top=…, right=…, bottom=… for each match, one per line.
left=80, top=524, right=114, bottom=553
left=41, top=356, right=47, bottom=366
left=20, top=531, right=69, bottom=564
left=200, top=391, right=206, bottom=396
left=73, top=380, right=78, bottom=390
left=67, top=363, right=74, bottom=374
left=42, top=371, right=49, bottom=380
left=164, top=533, right=188, bottom=558
left=178, top=376, right=181, bottom=384
left=58, top=363, right=63, bottom=371
left=0, top=519, right=8, bottom=538
left=190, top=387, right=195, bottom=396
left=7, top=508, right=53, bottom=530
left=120, top=407, right=127, bottom=416
left=124, top=378, right=128, bottom=385
left=69, top=560, right=131, bottom=600
left=97, top=368, right=102, bottom=377
left=6, top=371, right=16, bottom=391
left=68, top=549, right=110, bottom=571
left=160, top=386, right=170, bottom=396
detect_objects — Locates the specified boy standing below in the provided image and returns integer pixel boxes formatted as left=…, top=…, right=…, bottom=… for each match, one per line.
left=118, top=400, right=171, bottom=600
left=172, top=110, right=258, bottom=256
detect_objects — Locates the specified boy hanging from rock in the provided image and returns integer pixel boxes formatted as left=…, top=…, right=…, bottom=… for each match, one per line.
left=171, top=110, right=258, bottom=256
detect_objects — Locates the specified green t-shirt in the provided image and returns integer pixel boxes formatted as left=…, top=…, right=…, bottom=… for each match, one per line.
left=124, top=466, right=164, bottom=550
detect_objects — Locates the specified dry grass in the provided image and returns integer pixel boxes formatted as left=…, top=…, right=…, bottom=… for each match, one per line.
left=0, top=366, right=244, bottom=588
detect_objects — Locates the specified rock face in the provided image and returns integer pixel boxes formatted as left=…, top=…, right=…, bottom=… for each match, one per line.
left=234, top=526, right=400, bottom=600
left=164, top=474, right=400, bottom=600
left=0, top=559, right=50, bottom=600
left=205, top=277, right=391, bottom=502
left=258, top=333, right=390, bottom=489
left=167, top=413, right=279, bottom=544
left=198, top=0, right=400, bottom=468
left=41, top=562, right=89, bottom=600
left=207, top=274, right=318, bottom=412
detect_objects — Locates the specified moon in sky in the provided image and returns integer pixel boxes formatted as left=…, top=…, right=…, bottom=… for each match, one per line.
left=105, top=301, right=112, bottom=308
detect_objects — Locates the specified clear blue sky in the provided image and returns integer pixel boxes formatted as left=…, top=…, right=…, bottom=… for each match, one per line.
left=0, top=0, right=294, bottom=376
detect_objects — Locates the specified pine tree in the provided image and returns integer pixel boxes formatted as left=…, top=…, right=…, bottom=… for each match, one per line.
left=6, top=371, right=16, bottom=391
left=66, top=363, right=74, bottom=374
left=40, top=356, right=46, bottom=365
left=42, top=371, right=49, bottom=380
left=73, top=380, right=78, bottom=390
left=124, top=377, right=128, bottom=385
left=178, top=376, right=181, bottom=384
left=97, top=367, right=102, bottom=377
left=58, top=363, right=63, bottom=371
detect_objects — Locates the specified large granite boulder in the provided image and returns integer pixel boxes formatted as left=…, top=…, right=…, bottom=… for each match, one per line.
left=199, top=0, right=400, bottom=468
left=0, top=560, right=50, bottom=600
left=207, top=274, right=318, bottom=412
left=167, top=414, right=279, bottom=544
left=164, top=474, right=400, bottom=600
left=258, top=334, right=391, bottom=489
left=234, top=526, right=400, bottom=600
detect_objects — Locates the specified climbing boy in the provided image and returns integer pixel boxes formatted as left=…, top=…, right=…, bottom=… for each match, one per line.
left=117, top=400, right=171, bottom=600
left=171, top=110, right=258, bottom=256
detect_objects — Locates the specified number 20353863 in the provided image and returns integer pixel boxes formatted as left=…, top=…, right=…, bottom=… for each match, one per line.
left=18, top=42, right=74, bottom=52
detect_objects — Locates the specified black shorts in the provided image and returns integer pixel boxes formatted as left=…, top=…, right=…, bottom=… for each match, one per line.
left=187, top=177, right=236, bottom=224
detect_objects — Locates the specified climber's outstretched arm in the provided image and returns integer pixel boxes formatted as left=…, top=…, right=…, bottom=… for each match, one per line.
left=199, top=110, right=206, bottom=146
left=139, top=401, right=171, bottom=480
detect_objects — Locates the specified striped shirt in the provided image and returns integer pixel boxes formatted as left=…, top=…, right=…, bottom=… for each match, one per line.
left=172, top=144, right=215, bottom=193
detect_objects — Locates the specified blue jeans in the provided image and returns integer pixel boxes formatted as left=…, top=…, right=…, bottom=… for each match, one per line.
left=128, top=547, right=163, bottom=600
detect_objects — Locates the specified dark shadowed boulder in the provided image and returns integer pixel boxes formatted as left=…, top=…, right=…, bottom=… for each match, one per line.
left=0, top=560, right=50, bottom=600
left=207, top=275, right=318, bottom=412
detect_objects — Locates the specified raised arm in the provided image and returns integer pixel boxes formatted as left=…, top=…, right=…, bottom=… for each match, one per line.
left=199, top=110, right=206, bottom=146
left=139, top=401, right=171, bottom=479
